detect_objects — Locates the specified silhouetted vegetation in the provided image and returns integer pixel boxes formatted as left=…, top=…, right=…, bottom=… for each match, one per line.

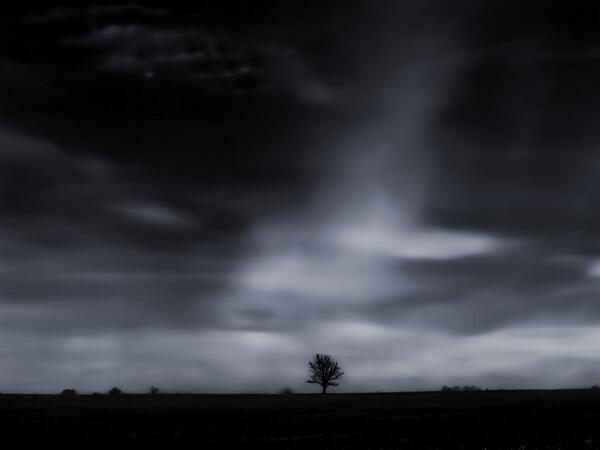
left=306, top=353, right=344, bottom=394
left=108, top=387, right=122, bottom=396
left=441, top=385, right=461, bottom=391
left=462, top=385, right=482, bottom=391
left=149, top=386, right=159, bottom=395
left=278, top=387, right=293, bottom=395
left=60, top=389, right=77, bottom=396
left=441, top=385, right=482, bottom=391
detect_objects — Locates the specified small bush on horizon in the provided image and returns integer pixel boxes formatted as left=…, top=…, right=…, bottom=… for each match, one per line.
left=108, top=387, right=122, bottom=395
left=441, top=385, right=482, bottom=392
left=279, top=387, right=293, bottom=395
left=462, top=385, right=482, bottom=391
left=441, top=385, right=461, bottom=391
left=60, top=389, right=77, bottom=396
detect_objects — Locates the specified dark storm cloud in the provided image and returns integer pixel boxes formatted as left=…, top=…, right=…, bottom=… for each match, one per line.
left=0, top=0, right=333, bottom=354
left=29, top=3, right=171, bottom=22
left=62, top=18, right=265, bottom=91
left=0, top=2, right=336, bottom=194
left=0, top=129, right=250, bottom=251
left=365, top=251, right=600, bottom=335
left=426, top=2, right=600, bottom=245
left=0, top=129, right=239, bottom=337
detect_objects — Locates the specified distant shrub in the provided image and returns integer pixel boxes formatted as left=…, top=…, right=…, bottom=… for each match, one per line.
left=60, top=389, right=77, bottom=396
left=108, top=387, right=122, bottom=395
left=441, top=385, right=482, bottom=392
left=441, top=385, right=461, bottom=391
left=591, top=385, right=600, bottom=390
left=462, top=385, right=482, bottom=392
left=279, top=387, right=293, bottom=395
left=150, top=386, right=159, bottom=395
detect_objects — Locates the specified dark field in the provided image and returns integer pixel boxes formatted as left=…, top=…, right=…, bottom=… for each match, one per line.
left=2, top=390, right=600, bottom=448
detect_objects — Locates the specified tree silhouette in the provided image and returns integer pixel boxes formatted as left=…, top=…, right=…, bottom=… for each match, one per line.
left=306, top=353, right=344, bottom=394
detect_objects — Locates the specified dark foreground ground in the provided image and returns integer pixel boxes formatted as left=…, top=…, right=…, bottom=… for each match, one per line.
left=1, top=390, right=600, bottom=448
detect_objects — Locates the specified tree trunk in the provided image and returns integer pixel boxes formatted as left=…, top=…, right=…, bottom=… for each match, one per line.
left=321, top=385, right=327, bottom=395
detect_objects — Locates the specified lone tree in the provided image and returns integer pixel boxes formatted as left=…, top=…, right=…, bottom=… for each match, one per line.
left=306, top=353, right=344, bottom=394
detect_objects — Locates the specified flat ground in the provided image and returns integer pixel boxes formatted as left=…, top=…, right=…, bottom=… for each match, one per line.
left=1, top=390, right=600, bottom=448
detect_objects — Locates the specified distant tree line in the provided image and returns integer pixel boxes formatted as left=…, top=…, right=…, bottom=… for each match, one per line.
left=441, top=385, right=482, bottom=392
left=59, top=386, right=161, bottom=395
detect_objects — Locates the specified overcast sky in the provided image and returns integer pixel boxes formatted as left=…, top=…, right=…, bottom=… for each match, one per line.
left=2, top=1, right=600, bottom=393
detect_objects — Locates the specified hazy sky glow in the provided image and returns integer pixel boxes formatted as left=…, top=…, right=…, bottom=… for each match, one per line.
left=2, top=1, right=600, bottom=392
